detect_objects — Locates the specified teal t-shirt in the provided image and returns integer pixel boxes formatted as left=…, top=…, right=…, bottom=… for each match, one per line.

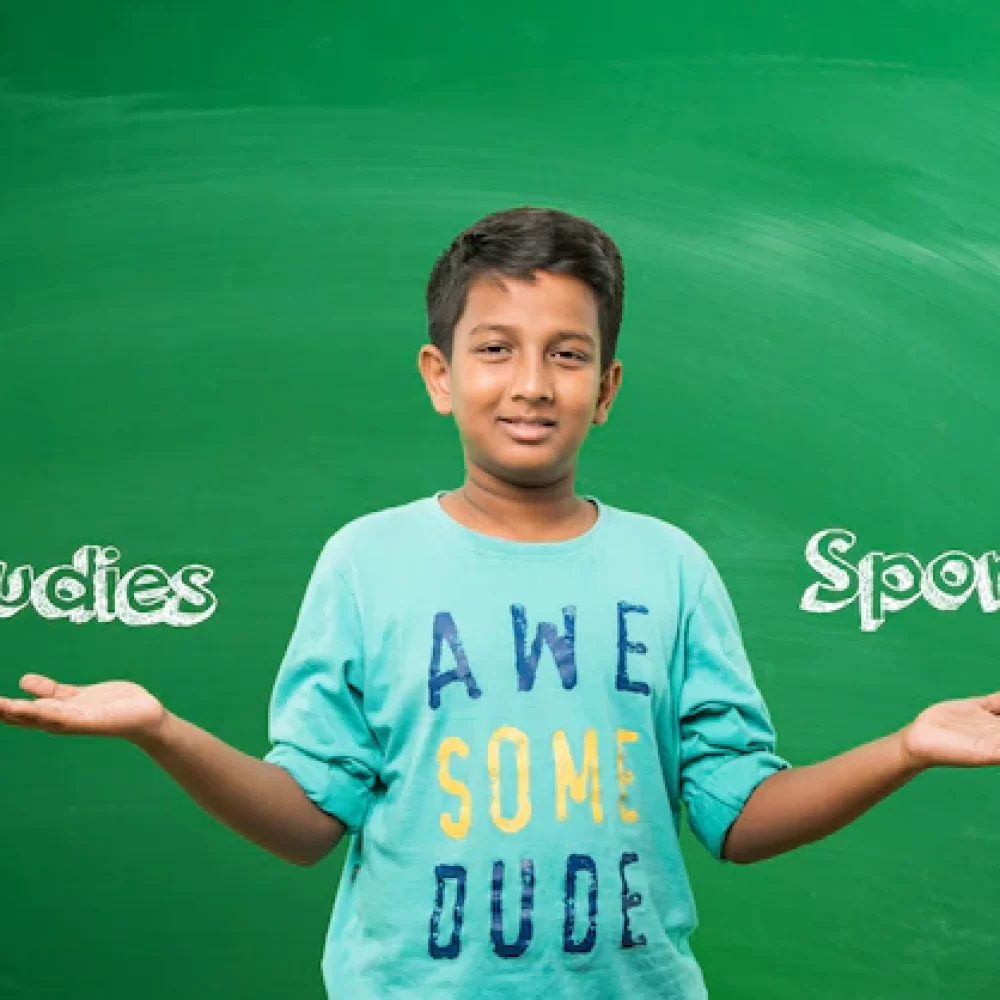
left=264, top=492, right=790, bottom=999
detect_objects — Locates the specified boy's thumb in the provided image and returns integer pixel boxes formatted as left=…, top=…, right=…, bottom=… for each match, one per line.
left=20, top=673, right=81, bottom=701
left=979, top=690, right=1000, bottom=715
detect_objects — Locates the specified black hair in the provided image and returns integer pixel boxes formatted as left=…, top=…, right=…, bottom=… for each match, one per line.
left=425, top=206, right=625, bottom=373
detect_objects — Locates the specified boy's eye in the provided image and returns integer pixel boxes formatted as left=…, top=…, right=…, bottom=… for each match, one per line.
left=477, top=345, right=589, bottom=362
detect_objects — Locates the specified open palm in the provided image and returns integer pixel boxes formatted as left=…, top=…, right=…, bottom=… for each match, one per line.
left=902, top=692, right=1000, bottom=768
left=0, top=673, right=165, bottom=739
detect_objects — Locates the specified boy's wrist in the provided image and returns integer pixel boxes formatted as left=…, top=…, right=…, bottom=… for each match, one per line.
left=893, top=724, right=933, bottom=777
left=130, top=708, right=178, bottom=752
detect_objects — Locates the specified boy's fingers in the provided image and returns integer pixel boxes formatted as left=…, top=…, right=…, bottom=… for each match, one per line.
left=0, top=700, right=38, bottom=727
left=0, top=700, right=73, bottom=733
left=19, top=674, right=80, bottom=700
left=981, top=691, right=1000, bottom=715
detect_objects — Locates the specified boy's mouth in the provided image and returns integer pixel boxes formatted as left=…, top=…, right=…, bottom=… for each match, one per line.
left=498, top=417, right=557, bottom=443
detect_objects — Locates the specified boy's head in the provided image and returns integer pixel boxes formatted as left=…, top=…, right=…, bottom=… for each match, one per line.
left=419, top=207, right=625, bottom=489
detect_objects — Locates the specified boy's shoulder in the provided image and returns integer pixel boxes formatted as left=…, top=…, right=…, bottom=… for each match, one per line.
left=314, top=495, right=429, bottom=561
left=606, top=502, right=707, bottom=550
left=603, top=502, right=716, bottom=578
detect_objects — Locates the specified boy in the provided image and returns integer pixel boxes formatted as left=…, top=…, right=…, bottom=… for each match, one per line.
left=3, top=206, right=1000, bottom=999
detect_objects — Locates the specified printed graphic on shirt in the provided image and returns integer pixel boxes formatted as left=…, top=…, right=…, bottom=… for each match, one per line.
left=425, top=601, right=653, bottom=961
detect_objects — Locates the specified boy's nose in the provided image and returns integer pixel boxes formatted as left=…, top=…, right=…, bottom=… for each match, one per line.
left=509, top=355, right=555, bottom=402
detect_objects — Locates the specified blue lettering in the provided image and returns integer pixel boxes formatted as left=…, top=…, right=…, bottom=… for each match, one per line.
left=616, top=602, right=650, bottom=696
left=491, top=859, right=536, bottom=958
left=511, top=604, right=577, bottom=691
left=563, top=853, right=598, bottom=953
left=619, top=852, right=647, bottom=948
left=428, top=612, right=483, bottom=710
left=429, top=864, right=467, bottom=959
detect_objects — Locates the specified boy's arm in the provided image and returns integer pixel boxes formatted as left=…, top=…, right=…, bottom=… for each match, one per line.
left=723, top=691, right=1000, bottom=864
left=133, top=710, right=345, bottom=867
left=721, top=729, right=920, bottom=864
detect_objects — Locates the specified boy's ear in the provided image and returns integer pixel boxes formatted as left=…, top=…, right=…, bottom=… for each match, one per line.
left=592, top=359, right=623, bottom=426
left=418, top=344, right=453, bottom=416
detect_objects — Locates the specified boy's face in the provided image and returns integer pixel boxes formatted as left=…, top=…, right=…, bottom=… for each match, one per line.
left=419, top=270, right=623, bottom=488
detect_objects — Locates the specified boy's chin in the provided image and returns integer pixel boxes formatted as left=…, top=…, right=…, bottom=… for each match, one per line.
left=478, top=453, right=575, bottom=488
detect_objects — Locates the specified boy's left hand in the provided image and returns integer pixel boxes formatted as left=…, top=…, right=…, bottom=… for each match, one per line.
left=900, top=692, right=1000, bottom=770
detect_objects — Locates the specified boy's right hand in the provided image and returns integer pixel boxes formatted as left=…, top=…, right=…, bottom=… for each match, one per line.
left=0, top=673, right=166, bottom=741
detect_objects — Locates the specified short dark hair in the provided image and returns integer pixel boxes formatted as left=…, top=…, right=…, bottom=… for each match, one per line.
left=426, top=206, right=625, bottom=373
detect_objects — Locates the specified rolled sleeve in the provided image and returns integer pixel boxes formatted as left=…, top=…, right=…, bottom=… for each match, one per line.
left=263, top=539, right=381, bottom=834
left=679, top=555, right=790, bottom=861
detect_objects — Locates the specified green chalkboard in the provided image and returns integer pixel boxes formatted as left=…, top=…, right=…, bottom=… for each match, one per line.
left=3, top=2, right=1000, bottom=997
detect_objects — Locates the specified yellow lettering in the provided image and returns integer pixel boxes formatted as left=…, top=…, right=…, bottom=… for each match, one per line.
left=437, top=736, right=471, bottom=839
left=553, top=728, right=603, bottom=823
left=488, top=726, right=531, bottom=833
left=616, top=729, right=639, bottom=823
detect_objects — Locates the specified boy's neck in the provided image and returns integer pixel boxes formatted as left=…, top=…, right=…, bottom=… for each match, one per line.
left=439, top=475, right=597, bottom=543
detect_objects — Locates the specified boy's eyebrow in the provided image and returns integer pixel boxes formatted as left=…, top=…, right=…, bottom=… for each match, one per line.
left=468, top=323, right=597, bottom=345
